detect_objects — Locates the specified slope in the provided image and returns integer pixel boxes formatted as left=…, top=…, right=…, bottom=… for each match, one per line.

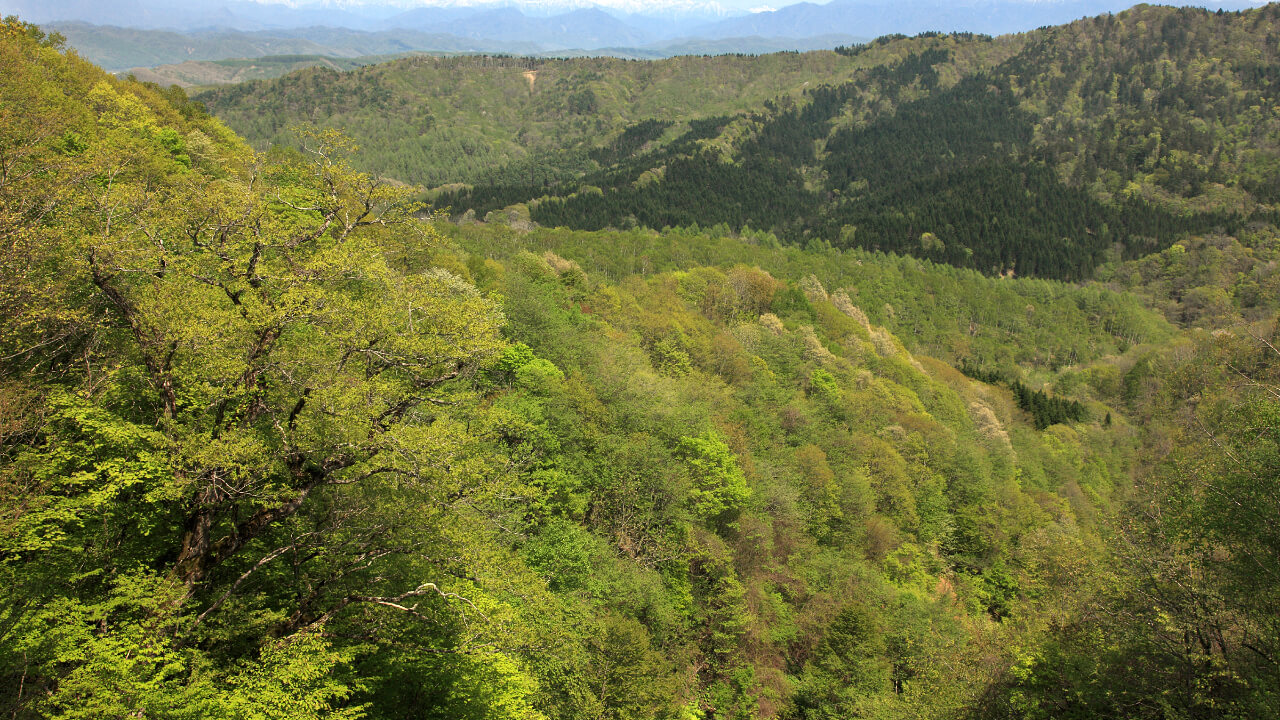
left=124, top=53, right=412, bottom=89
left=453, top=5, right=1280, bottom=281
left=1, top=16, right=1200, bottom=720
left=195, top=49, right=894, bottom=188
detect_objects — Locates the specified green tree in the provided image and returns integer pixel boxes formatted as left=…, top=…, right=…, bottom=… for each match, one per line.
left=0, top=26, right=528, bottom=714
left=676, top=432, right=751, bottom=527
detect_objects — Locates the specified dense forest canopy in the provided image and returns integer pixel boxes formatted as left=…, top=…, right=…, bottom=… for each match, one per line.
left=2, top=7, right=1279, bottom=720
left=200, top=5, right=1280, bottom=283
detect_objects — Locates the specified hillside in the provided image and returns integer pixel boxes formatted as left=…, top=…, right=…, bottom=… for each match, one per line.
left=0, top=21, right=1149, bottom=719
left=47, top=18, right=865, bottom=75
left=2, top=11, right=1279, bottom=720
left=486, top=5, right=1280, bottom=281
left=196, top=48, right=927, bottom=188
left=121, top=38, right=870, bottom=89
left=123, top=53, right=413, bottom=89
left=197, top=5, right=1280, bottom=282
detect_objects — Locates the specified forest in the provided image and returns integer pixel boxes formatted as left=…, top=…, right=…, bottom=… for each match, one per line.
left=2, top=7, right=1279, bottom=720
left=411, top=6, right=1280, bottom=282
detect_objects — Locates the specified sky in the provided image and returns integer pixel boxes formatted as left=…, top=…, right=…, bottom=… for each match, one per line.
left=6, top=0, right=1271, bottom=28
left=244, top=0, right=739, bottom=11
left=233, top=0, right=1272, bottom=14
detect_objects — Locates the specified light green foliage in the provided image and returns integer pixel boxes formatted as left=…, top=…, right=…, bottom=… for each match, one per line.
left=426, top=653, right=548, bottom=720
left=225, top=633, right=367, bottom=720
left=677, top=432, right=752, bottom=525
left=1098, top=228, right=1280, bottom=327
left=516, top=358, right=567, bottom=392
left=975, top=323, right=1280, bottom=719
left=6, top=391, right=176, bottom=554
left=807, top=368, right=843, bottom=406
left=580, top=614, right=681, bottom=720
left=0, top=23, right=545, bottom=720
left=445, top=220, right=1136, bottom=719
left=442, top=223, right=1174, bottom=372
left=197, top=50, right=908, bottom=188
left=523, top=518, right=598, bottom=593
left=8, top=14, right=1280, bottom=720
left=14, top=574, right=204, bottom=720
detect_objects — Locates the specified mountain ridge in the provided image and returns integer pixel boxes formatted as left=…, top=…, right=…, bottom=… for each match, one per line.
left=3, top=12, right=1279, bottom=720
left=17, top=0, right=1275, bottom=68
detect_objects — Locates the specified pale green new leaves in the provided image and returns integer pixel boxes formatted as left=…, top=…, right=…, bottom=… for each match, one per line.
left=676, top=432, right=751, bottom=525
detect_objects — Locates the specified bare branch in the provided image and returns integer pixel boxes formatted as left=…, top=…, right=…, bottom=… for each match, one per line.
left=192, top=540, right=306, bottom=627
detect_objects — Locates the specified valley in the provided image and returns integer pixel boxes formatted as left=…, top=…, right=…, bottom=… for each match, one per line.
left=0, top=5, right=1278, bottom=720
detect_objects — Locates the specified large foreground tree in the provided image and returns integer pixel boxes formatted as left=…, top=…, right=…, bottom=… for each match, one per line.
left=0, top=19, right=561, bottom=718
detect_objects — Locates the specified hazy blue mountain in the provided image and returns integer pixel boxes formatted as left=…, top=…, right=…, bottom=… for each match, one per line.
left=255, top=25, right=542, bottom=55
left=0, top=0, right=407, bottom=30
left=528, top=31, right=862, bottom=57
left=22, top=0, right=1275, bottom=70
left=383, top=6, right=659, bottom=48
left=46, top=22, right=542, bottom=70
left=531, top=7, right=661, bottom=47
left=1, top=0, right=238, bottom=29
left=646, top=32, right=863, bottom=54
left=380, top=5, right=502, bottom=31
left=691, top=0, right=1268, bottom=39
left=8, top=0, right=1274, bottom=38
left=222, top=1, right=400, bottom=31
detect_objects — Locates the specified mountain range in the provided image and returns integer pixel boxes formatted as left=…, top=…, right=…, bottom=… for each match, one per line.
left=4, top=6, right=1280, bottom=718
left=5, top=0, right=1272, bottom=70
left=191, top=3, right=1280, bottom=285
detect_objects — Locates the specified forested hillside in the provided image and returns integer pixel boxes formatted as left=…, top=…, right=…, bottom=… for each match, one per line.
left=526, top=5, right=1280, bottom=281
left=202, top=4, right=1280, bottom=283
left=2, top=11, right=1279, bottom=720
left=195, top=35, right=1020, bottom=190
left=124, top=53, right=411, bottom=90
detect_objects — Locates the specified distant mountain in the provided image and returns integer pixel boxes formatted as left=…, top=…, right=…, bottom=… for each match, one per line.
left=194, top=50, right=875, bottom=187
left=49, top=22, right=337, bottom=70
left=9, top=0, right=1274, bottom=40
left=46, top=22, right=543, bottom=70
left=475, top=3, right=1279, bottom=281
left=383, top=3, right=719, bottom=39
left=22, top=0, right=1276, bottom=69
left=0, top=0, right=240, bottom=30
left=222, top=1, right=400, bottom=31
left=0, top=0, right=732, bottom=32
left=380, top=5, right=499, bottom=31
left=126, top=32, right=864, bottom=86
left=123, top=53, right=412, bottom=88
left=647, top=32, right=863, bottom=55
left=249, top=24, right=541, bottom=55
left=412, top=6, right=659, bottom=48
left=49, top=17, right=863, bottom=72
left=0, top=0, right=400, bottom=31
left=691, top=0, right=1269, bottom=39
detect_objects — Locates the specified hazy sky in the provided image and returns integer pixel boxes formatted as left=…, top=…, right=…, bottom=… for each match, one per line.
left=238, top=0, right=1272, bottom=13
left=249, top=0, right=746, bottom=10
left=230, top=0, right=794, bottom=15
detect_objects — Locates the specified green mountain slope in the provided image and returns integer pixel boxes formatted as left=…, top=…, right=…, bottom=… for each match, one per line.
left=441, top=221, right=1173, bottom=371
left=515, top=5, right=1280, bottom=281
left=195, top=36, right=1021, bottom=189
left=3, top=13, right=1279, bottom=720
left=196, top=6, right=1280, bottom=281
